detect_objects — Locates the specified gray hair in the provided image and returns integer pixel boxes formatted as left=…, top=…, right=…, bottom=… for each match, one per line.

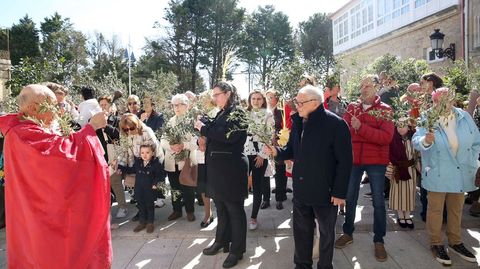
left=171, top=94, right=189, bottom=105
left=17, top=84, right=55, bottom=112
left=298, top=85, right=324, bottom=103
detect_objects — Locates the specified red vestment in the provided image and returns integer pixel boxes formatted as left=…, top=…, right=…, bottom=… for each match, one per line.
left=0, top=114, right=112, bottom=269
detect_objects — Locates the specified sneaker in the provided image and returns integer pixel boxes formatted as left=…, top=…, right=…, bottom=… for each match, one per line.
left=155, top=199, right=165, bottom=208
left=334, top=234, right=353, bottom=249
left=115, top=208, right=128, bottom=218
left=249, top=219, right=258, bottom=230
left=449, top=243, right=477, bottom=263
left=431, top=245, right=451, bottom=265
left=374, top=242, right=387, bottom=262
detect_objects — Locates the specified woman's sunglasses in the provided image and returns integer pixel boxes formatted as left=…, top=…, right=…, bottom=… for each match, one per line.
left=122, top=126, right=136, bottom=132
left=128, top=102, right=137, bottom=105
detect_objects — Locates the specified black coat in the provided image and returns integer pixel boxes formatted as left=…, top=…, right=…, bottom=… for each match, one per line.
left=138, top=110, right=164, bottom=132
left=120, top=157, right=165, bottom=191
left=96, top=114, right=120, bottom=162
left=200, top=106, right=249, bottom=202
left=277, top=105, right=352, bottom=205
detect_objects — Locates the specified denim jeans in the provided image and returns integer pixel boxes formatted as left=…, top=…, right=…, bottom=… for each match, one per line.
left=342, top=165, right=387, bottom=243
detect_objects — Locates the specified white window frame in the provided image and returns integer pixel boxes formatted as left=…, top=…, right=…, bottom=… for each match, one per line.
left=334, top=13, right=349, bottom=46
left=474, top=15, right=480, bottom=49
left=415, top=0, right=432, bottom=8
left=426, top=47, right=445, bottom=63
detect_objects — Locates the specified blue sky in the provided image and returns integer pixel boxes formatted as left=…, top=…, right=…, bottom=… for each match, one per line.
left=0, top=0, right=349, bottom=95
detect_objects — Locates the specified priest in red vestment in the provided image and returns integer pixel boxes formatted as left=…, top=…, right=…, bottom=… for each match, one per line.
left=0, top=84, right=112, bottom=269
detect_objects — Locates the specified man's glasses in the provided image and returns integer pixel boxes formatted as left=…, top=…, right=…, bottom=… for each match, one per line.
left=293, top=98, right=317, bottom=107
left=128, top=102, right=137, bottom=106
left=122, top=126, right=136, bottom=132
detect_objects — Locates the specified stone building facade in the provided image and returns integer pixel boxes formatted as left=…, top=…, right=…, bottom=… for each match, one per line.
left=331, top=0, right=479, bottom=86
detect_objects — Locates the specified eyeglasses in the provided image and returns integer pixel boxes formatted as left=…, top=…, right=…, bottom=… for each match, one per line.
left=122, top=126, right=136, bottom=132
left=211, top=92, right=225, bottom=98
left=128, top=102, right=137, bottom=106
left=293, top=98, right=317, bottom=107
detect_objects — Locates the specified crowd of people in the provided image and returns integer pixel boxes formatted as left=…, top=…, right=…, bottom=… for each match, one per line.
left=0, top=69, right=479, bottom=268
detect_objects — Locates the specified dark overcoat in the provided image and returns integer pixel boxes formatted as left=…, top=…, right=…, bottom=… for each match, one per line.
left=201, top=106, right=248, bottom=202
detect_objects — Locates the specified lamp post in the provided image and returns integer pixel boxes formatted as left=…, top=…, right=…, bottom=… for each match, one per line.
left=429, top=29, right=455, bottom=61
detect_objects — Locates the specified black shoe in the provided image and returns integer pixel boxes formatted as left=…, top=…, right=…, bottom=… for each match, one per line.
left=361, top=176, right=369, bottom=184
left=405, top=218, right=414, bottom=230
left=397, top=218, right=407, bottom=228
left=200, top=216, right=215, bottom=228
left=449, top=243, right=477, bottom=263
left=223, top=253, right=243, bottom=268
left=286, top=188, right=293, bottom=193
left=431, top=245, right=451, bottom=265
left=271, top=188, right=276, bottom=194
left=203, top=242, right=230, bottom=255
left=197, top=200, right=204, bottom=206
left=260, top=201, right=270, bottom=209
left=131, top=212, right=139, bottom=221
left=129, top=198, right=137, bottom=204
left=276, top=201, right=283, bottom=210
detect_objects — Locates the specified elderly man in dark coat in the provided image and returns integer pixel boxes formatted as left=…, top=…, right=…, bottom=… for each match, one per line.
left=266, top=85, right=352, bottom=269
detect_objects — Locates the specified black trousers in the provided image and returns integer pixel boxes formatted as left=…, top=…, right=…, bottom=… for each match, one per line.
left=248, top=155, right=268, bottom=219
left=262, top=177, right=271, bottom=201
left=168, top=167, right=195, bottom=213
left=214, top=199, right=247, bottom=256
left=293, top=198, right=338, bottom=269
left=274, top=159, right=287, bottom=202
left=136, top=187, right=155, bottom=224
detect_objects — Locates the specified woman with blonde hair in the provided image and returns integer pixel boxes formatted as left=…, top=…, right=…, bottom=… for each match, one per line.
left=116, top=113, right=163, bottom=221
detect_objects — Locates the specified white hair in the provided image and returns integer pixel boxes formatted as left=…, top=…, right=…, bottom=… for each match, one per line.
left=298, top=85, right=324, bottom=103
left=17, top=84, right=56, bottom=112
left=171, top=94, right=189, bottom=105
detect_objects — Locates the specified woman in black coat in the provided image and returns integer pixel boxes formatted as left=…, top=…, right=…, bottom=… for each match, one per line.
left=194, top=81, right=248, bottom=268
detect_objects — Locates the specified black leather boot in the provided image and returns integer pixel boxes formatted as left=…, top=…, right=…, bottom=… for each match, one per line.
left=203, top=242, right=229, bottom=255
left=223, top=253, right=243, bottom=268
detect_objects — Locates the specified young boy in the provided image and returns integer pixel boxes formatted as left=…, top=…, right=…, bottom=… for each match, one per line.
left=120, top=143, right=165, bottom=233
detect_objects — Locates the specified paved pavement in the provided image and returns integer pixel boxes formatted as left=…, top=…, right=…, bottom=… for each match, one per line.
left=1, top=179, right=479, bottom=268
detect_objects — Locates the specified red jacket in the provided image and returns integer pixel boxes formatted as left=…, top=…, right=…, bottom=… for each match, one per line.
left=343, top=96, right=394, bottom=165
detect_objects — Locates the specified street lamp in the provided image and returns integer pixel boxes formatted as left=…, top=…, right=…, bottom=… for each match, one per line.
left=429, top=29, right=455, bottom=61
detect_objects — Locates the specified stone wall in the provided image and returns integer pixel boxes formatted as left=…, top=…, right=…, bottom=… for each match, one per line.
left=0, top=57, right=11, bottom=100
left=336, top=7, right=461, bottom=87
left=468, top=0, right=480, bottom=65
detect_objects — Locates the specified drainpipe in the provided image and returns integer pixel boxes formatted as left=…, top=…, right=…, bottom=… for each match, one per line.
left=464, top=0, right=469, bottom=66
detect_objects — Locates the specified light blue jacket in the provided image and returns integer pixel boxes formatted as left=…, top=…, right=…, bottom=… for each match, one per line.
left=413, top=107, right=480, bottom=193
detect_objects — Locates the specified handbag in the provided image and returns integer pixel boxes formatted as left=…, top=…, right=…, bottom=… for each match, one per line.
left=179, top=156, right=198, bottom=187
left=124, top=174, right=136, bottom=188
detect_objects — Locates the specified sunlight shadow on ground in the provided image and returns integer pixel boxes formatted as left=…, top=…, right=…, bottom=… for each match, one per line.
left=354, top=206, right=364, bottom=223
left=182, top=252, right=203, bottom=269
left=249, top=245, right=266, bottom=260
left=187, top=238, right=208, bottom=249
left=274, top=237, right=288, bottom=252
left=159, top=221, right=177, bottom=231
left=245, top=194, right=253, bottom=207
left=277, top=218, right=291, bottom=229
left=135, top=259, right=151, bottom=268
